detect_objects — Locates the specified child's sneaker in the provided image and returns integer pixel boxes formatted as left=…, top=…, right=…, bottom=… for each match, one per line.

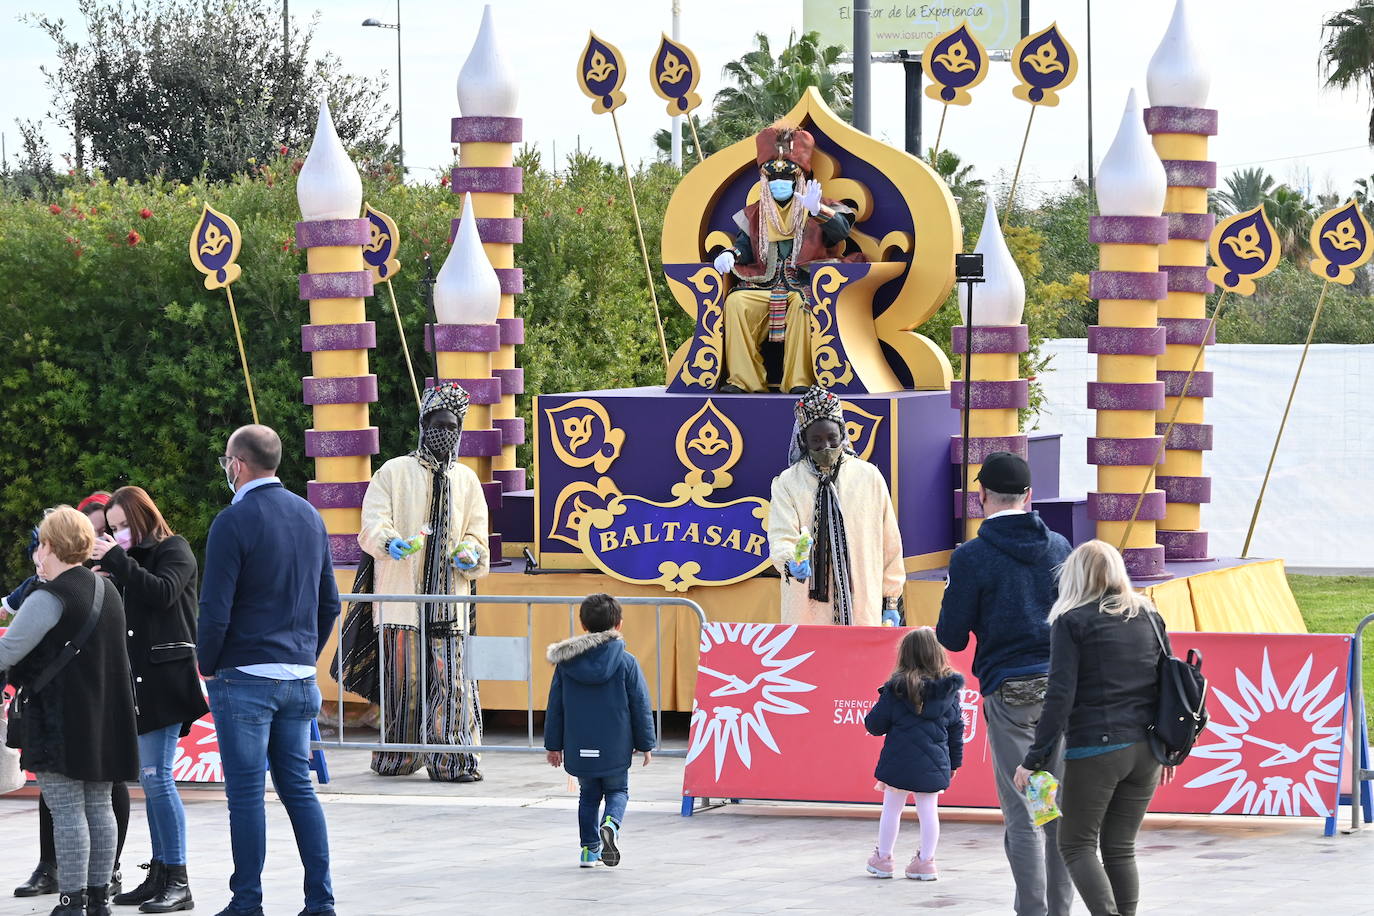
left=905, top=854, right=937, bottom=881
left=865, top=848, right=894, bottom=878
left=598, top=817, right=621, bottom=867
left=579, top=846, right=603, bottom=868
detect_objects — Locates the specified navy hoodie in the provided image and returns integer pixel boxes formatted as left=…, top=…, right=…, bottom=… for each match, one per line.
left=864, top=673, right=966, bottom=793
left=935, top=511, right=1071, bottom=694
left=544, top=630, right=656, bottom=778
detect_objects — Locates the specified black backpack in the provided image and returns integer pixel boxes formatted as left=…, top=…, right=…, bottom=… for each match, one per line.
left=1145, top=612, right=1209, bottom=767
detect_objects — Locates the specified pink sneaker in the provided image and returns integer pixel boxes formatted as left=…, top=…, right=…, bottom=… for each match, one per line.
left=905, top=854, right=938, bottom=881
left=866, top=848, right=894, bottom=878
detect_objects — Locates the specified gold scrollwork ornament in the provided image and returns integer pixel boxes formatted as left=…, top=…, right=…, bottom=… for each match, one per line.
left=809, top=266, right=855, bottom=389
left=544, top=399, right=626, bottom=473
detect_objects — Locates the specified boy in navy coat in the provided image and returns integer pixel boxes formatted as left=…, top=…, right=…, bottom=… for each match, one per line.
left=545, top=594, right=656, bottom=867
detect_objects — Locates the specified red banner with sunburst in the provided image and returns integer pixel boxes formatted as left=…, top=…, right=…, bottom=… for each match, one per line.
left=683, top=624, right=1355, bottom=818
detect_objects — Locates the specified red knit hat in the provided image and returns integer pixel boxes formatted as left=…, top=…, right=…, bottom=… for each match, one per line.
left=76, top=492, right=111, bottom=513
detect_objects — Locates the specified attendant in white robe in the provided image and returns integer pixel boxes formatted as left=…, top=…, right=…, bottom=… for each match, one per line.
left=768, top=387, right=905, bottom=627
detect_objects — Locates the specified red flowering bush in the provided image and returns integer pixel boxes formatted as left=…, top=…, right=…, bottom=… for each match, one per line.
left=140, top=208, right=153, bottom=219
left=49, top=204, right=62, bottom=214
left=127, top=230, right=141, bottom=246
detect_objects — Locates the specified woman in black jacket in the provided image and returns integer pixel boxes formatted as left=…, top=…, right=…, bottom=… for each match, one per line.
left=0, top=506, right=139, bottom=916
left=1014, top=540, right=1172, bottom=916
left=91, top=487, right=206, bottom=913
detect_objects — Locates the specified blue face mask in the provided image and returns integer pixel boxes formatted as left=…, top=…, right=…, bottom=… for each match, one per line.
left=768, top=179, right=795, bottom=203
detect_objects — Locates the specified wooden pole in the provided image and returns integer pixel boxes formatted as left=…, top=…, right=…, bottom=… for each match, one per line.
left=1119, top=289, right=1231, bottom=552
left=1003, top=106, right=1038, bottom=226
left=930, top=104, right=950, bottom=162
left=609, top=107, right=671, bottom=376
left=384, top=279, right=422, bottom=408
left=222, top=286, right=259, bottom=424
left=687, top=114, right=706, bottom=167
left=1241, top=281, right=1331, bottom=557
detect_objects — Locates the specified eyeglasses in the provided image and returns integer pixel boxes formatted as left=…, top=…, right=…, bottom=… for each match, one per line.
left=217, top=455, right=241, bottom=471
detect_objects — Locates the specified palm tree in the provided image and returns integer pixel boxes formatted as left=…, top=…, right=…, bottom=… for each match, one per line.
left=1265, top=185, right=1317, bottom=260
left=927, top=149, right=985, bottom=201
left=1322, top=2, right=1374, bottom=144
left=654, top=31, right=852, bottom=161
left=1212, top=167, right=1276, bottom=215
left=1354, top=173, right=1374, bottom=221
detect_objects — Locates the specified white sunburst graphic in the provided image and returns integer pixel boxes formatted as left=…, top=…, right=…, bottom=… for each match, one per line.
left=1185, top=648, right=1346, bottom=816
left=687, top=623, right=818, bottom=779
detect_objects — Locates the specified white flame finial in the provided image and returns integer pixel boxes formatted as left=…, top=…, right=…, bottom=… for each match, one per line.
left=959, top=195, right=1025, bottom=326
left=297, top=96, right=363, bottom=221
left=435, top=194, right=501, bottom=325
left=458, top=5, right=518, bottom=118
left=1147, top=0, right=1210, bottom=108
left=1096, top=90, right=1168, bottom=217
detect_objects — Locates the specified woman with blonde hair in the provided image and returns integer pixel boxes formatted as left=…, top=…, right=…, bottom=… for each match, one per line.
left=1013, top=540, right=1170, bottom=916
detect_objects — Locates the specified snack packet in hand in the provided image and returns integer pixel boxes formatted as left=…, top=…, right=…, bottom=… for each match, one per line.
left=794, top=527, right=813, bottom=565
left=1025, top=770, right=1062, bottom=826
left=452, top=540, right=481, bottom=568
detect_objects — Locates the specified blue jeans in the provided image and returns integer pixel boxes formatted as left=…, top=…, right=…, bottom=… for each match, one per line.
left=577, top=771, right=629, bottom=850
left=207, top=671, right=333, bottom=915
left=137, top=723, right=188, bottom=866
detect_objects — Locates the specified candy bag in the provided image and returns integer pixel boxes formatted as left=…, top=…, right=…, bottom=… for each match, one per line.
left=1025, top=770, right=1062, bottom=826
left=794, top=527, right=814, bottom=565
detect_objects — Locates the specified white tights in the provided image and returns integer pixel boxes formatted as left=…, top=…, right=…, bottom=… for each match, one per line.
left=877, top=788, right=940, bottom=861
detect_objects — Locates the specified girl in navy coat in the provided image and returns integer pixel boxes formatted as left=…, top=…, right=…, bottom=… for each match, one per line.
left=863, top=627, right=965, bottom=881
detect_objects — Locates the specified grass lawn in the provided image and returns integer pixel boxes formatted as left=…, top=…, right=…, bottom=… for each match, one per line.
left=1289, top=574, right=1374, bottom=729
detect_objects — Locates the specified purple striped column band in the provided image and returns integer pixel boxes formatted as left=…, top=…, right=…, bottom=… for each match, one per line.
left=307, top=481, right=370, bottom=509
left=482, top=481, right=504, bottom=513
left=295, top=218, right=371, bottom=248
left=950, top=325, right=1029, bottom=354
left=1089, top=215, right=1169, bottom=245
left=1087, top=382, right=1165, bottom=411
left=451, top=116, right=523, bottom=144
left=302, top=322, right=376, bottom=351
left=1143, top=107, right=1219, bottom=136
left=1166, top=212, right=1215, bottom=241
left=494, top=468, right=527, bottom=493
left=949, top=379, right=1027, bottom=410
left=953, top=490, right=985, bottom=520
left=493, top=367, right=525, bottom=395
left=1123, top=546, right=1168, bottom=580
left=1090, top=271, right=1168, bottom=301
left=496, top=268, right=524, bottom=295
left=328, top=535, right=362, bottom=566
left=1161, top=160, right=1217, bottom=189
left=493, top=417, right=526, bottom=446
left=1158, top=529, right=1209, bottom=559
left=1162, top=265, right=1215, bottom=294
left=1088, top=491, right=1166, bottom=521
left=1159, top=317, right=1216, bottom=346
left=425, top=323, right=501, bottom=353
left=451, top=217, right=524, bottom=245
left=302, top=375, right=379, bottom=405
left=1087, top=437, right=1163, bottom=466
left=305, top=427, right=380, bottom=458
left=451, top=167, right=523, bottom=194
left=497, top=318, right=525, bottom=345
left=948, top=435, right=1029, bottom=464
left=423, top=377, right=503, bottom=405
left=1155, top=422, right=1213, bottom=451
left=1088, top=325, right=1167, bottom=356
left=457, top=429, right=504, bottom=458
left=1157, top=475, right=1212, bottom=504
left=300, top=271, right=374, bottom=300
left=1158, top=370, right=1214, bottom=398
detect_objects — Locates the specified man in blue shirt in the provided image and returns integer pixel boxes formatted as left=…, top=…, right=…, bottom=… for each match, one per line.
left=198, top=424, right=339, bottom=916
left=936, top=452, right=1073, bottom=916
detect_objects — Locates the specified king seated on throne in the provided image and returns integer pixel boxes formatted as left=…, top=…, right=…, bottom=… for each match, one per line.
left=712, top=127, right=865, bottom=394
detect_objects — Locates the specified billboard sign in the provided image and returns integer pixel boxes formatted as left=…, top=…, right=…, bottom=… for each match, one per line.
left=802, top=1, right=1026, bottom=54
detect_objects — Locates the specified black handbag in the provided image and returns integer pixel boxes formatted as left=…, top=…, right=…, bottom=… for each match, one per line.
left=1145, top=612, right=1209, bottom=766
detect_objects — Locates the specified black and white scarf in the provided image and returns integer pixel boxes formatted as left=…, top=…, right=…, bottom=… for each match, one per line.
left=787, top=387, right=857, bottom=626
left=413, top=383, right=470, bottom=631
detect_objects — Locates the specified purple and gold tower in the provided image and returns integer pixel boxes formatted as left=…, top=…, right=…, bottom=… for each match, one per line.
left=1145, top=0, right=1216, bottom=560
left=297, top=99, right=377, bottom=566
left=1087, top=91, right=1169, bottom=578
left=452, top=5, right=526, bottom=505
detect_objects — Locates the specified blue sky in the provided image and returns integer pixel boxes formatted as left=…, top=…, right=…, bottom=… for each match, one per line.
left=2, top=0, right=1370, bottom=200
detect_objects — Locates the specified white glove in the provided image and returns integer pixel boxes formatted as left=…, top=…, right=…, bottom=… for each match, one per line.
left=800, top=179, right=823, bottom=216
left=713, top=250, right=736, bottom=274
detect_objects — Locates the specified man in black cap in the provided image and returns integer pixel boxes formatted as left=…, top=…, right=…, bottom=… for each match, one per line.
left=936, top=452, right=1073, bottom=916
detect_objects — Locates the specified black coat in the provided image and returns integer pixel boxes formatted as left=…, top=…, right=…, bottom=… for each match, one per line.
left=99, top=536, right=208, bottom=736
left=864, top=673, right=966, bottom=794
left=9, top=566, right=139, bottom=782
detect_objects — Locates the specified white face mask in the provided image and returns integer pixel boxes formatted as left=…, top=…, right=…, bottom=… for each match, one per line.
left=224, top=457, right=240, bottom=494
left=114, top=528, right=134, bottom=550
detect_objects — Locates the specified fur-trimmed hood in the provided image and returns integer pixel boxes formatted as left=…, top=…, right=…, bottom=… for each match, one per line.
left=546, top=630, right=625, bottom=685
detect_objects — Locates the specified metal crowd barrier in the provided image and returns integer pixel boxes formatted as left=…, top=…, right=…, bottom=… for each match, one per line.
left=1347, top=612, right=1374, bottom=832
left=315, top=593, right=707, bottom=758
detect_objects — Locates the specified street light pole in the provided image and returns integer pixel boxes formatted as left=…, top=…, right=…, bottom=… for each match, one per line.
left=1086, top=0, right=1095, bottom=192
left=362, top=10, right=404, bottom=176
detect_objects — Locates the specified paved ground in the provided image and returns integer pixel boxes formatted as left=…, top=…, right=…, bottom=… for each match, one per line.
left=0, top=734, right=1369, bottom=915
